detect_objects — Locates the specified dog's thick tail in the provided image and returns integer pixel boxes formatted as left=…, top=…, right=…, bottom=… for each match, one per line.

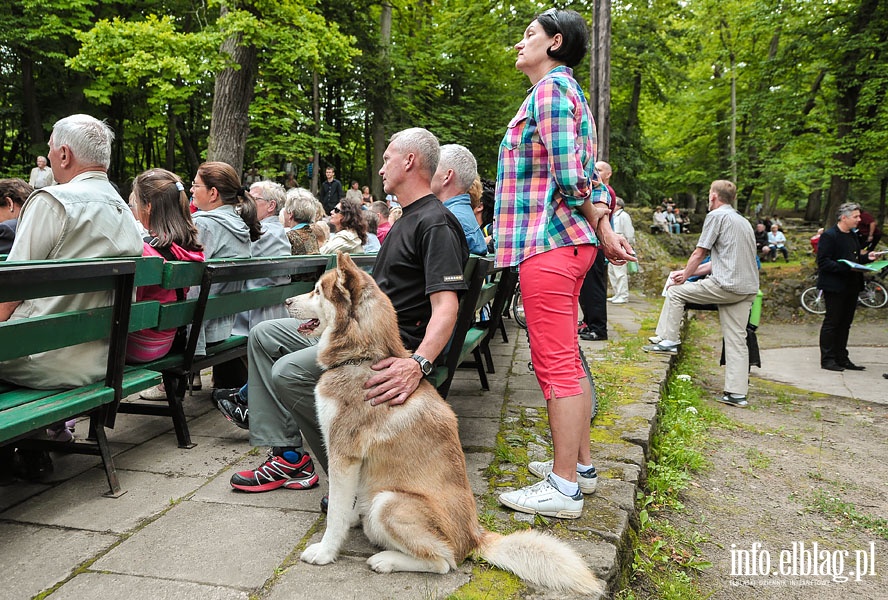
left=477, top=529, right=603, bottom=596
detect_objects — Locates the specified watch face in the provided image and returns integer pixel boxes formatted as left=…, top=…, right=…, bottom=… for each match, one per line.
left=422, top=361, right=433, bottom=375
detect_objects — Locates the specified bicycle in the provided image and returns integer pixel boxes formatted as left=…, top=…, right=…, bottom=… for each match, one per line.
left=510, top=282, right=599, bottom=420
left=800, top=268, right=888, bottom=314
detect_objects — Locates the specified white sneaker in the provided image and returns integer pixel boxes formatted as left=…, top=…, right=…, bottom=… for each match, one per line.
left=498, top=476, right=584, bottom=519
left=648, top=335, right=662, bottom=344
left=139, top=384, right=168, bottom=401
left=528, top=460, right=598, bottom=494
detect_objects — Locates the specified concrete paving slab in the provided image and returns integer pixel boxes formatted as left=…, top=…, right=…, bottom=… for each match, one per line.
left=113, top=433, right=250, bottom=476
left=449, top=394, right=504, bottom=418
left=2, top=469, right=204, bottom=532
left=266, top=555, right=471, bottom=600
left=93, top=501, right=314, bottom=589
left=457, top=417, right=500, bottom=449
left=755, top=346, right=888, bottom=405
left=0, top=522, right=116, bottom=600
left=192, top=455, right=328, bottom=512
left=51, top=572, right=249, bottom=600
left=0, top=480, right=48, bottom=512
left=464, top=451, right=493, bottom=498
left=186, top=410, right=253, bottom=441
left=106, top=408, right=177, bottom=445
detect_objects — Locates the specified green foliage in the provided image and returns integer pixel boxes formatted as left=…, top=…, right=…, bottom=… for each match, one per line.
left=69, top=15, right=220, bottom=118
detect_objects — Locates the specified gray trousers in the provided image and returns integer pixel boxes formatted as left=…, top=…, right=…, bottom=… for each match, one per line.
left=246, top=318, right=329, bottom=472
left=655, top=278, right=756, bottom=396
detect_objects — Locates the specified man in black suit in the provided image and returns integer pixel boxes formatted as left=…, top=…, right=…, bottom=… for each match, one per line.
left=816, top=203, right=878, bottom=371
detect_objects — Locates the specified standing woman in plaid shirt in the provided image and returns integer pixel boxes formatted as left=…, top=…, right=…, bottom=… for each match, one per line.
left=494, top=8, right=635, bottom=519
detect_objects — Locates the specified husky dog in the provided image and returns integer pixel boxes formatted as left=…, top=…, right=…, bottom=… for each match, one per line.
left=289, top=253, right=602, bottom=595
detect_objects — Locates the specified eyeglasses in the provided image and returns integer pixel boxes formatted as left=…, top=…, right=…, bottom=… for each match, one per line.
left=331, top=206, right=342, bottom=214
left=540, top=7, right=560, bottom=26
left=191, top=181, right=207, bottom=189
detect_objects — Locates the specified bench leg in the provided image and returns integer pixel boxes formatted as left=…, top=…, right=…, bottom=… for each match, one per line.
left=473, top=349, right=490, bottom=390
left=163, top=373, right=196, bottom=449
left=481, top=344, right=496, bottom=374
left=93, top=410, right=126, bottom=498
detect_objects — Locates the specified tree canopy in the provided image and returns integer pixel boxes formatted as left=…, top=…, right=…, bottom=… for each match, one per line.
left=0, top=0, right=885, bottom=222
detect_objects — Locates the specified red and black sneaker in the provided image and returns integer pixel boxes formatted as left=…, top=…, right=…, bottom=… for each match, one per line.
left=230, top=450, right=319, bottom=492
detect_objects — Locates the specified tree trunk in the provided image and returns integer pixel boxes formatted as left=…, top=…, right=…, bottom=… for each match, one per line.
left=803, top=188, right=823, bottom=223
left=311, top=70, right=320, bottom=196
left=165, top=108, right=176, bottom=171
left=370, top=2, right=393, bottom=202
left=590, top=0, right=611, bottom=161
left=21, top=54, right=45, bottom=153
left=207, top=8, right=257, bottom=175
left=176, top=115, right=201, bottom=177
left=879, top=177, right=887, bottom=226
left=823, top=0, right=878, bottom=228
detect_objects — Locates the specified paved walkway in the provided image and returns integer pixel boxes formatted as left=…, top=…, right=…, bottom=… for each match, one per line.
left=2, top=299, right=883, bottom=600
left=0, top=300, right=662, bottom=600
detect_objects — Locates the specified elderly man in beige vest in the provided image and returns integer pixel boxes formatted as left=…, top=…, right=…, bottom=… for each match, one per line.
left=0, top=114, right=143, bottom=389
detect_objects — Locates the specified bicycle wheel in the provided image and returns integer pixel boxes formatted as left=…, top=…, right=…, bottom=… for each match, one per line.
left=511, top=284, right=527, bottom=329
left=859, top=281, right=888, bottom=309
left=800, top=286, right=826, bottom=315
left=578, top=345, right=598, bottom=421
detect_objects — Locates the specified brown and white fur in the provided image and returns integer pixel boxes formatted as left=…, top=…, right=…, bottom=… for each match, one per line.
left=288, top=253, right=602, bottom=595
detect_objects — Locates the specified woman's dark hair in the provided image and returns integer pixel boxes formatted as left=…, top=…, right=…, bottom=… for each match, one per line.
left=0, top=178, right=32, bottom=209
left=132, top=169, right=203, bottom=252
left=337, top=198, right=368, bottom=244
left=197, top=161, right=263, bottom=241
left=480, top=178, right=496, bottom=230
left=535, top=8, right=589, bottom=68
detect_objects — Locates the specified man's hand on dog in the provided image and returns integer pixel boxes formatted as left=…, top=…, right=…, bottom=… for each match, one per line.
left=364, top=357, right=421, bottom=406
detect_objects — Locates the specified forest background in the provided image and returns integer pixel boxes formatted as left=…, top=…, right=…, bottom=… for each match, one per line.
left=0, top=0, right=886, bottom=226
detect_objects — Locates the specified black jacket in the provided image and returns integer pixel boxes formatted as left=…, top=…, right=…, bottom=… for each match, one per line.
left=816, top=225, right=868, bottom=292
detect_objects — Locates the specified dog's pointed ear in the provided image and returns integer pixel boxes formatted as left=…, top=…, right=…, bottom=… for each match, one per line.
left=337, top=252, right=356, bottom=271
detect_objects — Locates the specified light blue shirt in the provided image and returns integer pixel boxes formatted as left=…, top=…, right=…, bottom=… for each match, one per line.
left=443, top=193, right=487, bottom=255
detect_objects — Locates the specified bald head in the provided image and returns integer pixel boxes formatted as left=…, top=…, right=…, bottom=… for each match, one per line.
left=595, top=161, right=612, bottom=184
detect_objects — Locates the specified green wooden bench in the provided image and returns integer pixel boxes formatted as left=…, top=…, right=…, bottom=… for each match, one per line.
left=452, top=265, right=519, bottom=388
left=0, top=258, right=161, bottom=496
left=117, top=255, right=330, bottom=447
left=431, top=255, right=493, bottom=398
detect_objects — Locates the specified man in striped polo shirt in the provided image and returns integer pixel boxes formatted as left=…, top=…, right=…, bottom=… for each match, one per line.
left=643, top=180, right=759, bottom=407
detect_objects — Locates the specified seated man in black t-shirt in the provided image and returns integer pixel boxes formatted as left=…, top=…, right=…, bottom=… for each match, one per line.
left=224, top=128, right=469, bottom=494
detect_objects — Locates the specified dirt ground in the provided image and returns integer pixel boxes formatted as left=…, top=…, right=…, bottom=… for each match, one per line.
left=660, top=312, right=888, bottom=599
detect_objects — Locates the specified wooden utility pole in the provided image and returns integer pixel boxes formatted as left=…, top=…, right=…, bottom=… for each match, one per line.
left=591, top=0, right=611, bottom=160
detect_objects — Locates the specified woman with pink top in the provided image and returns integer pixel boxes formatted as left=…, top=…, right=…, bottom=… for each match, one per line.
left=126, top=169, right=205, bottom=363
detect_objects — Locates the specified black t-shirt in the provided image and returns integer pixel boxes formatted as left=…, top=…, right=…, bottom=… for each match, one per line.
left=373, top=194, right=469, bottom=351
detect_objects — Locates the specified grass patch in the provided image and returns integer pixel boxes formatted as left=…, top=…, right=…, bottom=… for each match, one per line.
left=809, top=490, right=888, bottom=541
left=623, top=321, right=732, bottom=600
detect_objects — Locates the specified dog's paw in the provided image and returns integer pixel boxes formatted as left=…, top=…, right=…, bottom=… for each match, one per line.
left=367, top=550, right=403, bottom=573
left=301, top=543, right=338, bottom=565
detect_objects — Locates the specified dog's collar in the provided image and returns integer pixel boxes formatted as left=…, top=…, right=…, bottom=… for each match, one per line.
left=326, top=358, right=371, bottom=369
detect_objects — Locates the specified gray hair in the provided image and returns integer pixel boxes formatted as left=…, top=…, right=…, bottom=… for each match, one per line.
left=389, top=128, right=439, bottom=180
left=369, top=200, right=390, bottom=218
left=438, top=144, right=477, bottom=191
left=51, top=114, right=114, bottom=169
left=836, top=202, right=860, bottom=221
left=251, top=180, right=286, bottom=215
left=284, top=187, right=318, bottom=223
left=615, top=196, right=625, bottom=208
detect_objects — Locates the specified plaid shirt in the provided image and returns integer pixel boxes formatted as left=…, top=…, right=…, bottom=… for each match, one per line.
left=494, top=66, right=605, bottom=268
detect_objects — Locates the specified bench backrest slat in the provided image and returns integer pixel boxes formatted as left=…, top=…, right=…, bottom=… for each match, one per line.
left=0, top=259, right=136, bottom=410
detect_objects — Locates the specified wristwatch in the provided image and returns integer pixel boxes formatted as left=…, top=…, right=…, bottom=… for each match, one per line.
left=411, top=353, right=434, bottom=376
